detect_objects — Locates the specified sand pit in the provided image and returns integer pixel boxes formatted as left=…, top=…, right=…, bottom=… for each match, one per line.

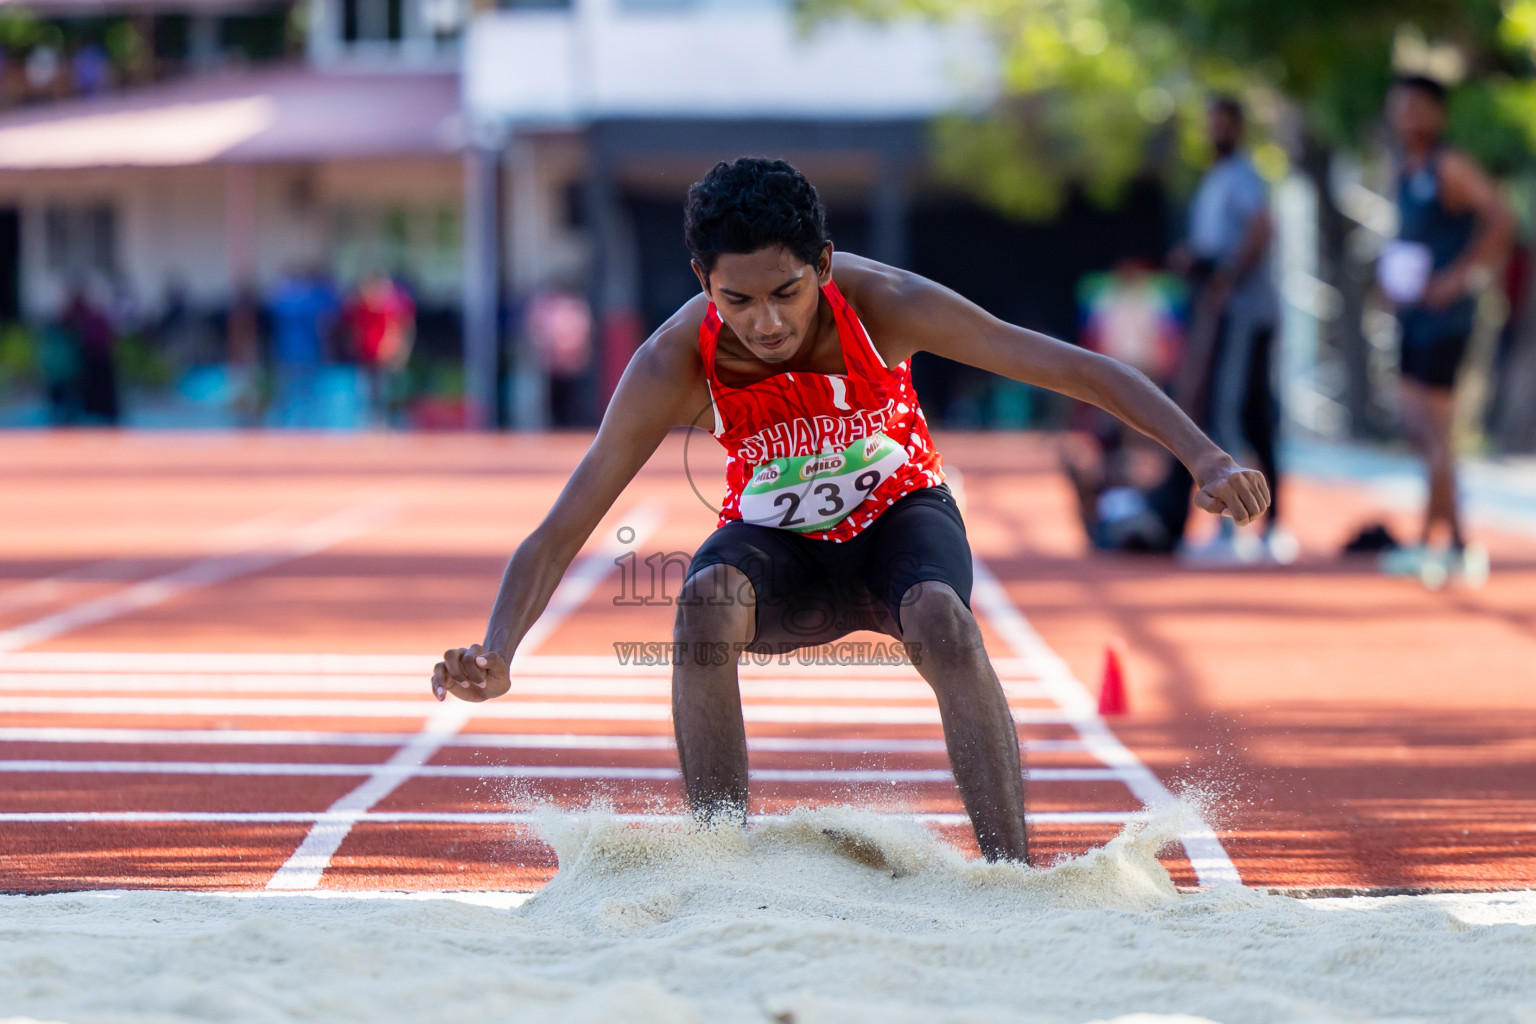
left=1, top=805, right=1533, bottom=1023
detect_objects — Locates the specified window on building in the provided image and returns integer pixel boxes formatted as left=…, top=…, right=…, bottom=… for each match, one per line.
left=220, top=8, right=295, bottom=61
left=498, top=0, right=571, bottom=10
left=342, top=0, right=403, bottom=42
left=44, top=205, right=116, bottom=280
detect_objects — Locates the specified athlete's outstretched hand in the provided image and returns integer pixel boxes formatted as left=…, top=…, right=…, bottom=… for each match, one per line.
left=432, top=644, right=511, bottom=703
left=1193, top=458, right=1271, bottom=527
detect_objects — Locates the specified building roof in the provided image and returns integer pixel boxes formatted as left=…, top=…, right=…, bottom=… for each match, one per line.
left=0, top=66, right=462, bottom=169
left=0, top=0, right=267, bottom=10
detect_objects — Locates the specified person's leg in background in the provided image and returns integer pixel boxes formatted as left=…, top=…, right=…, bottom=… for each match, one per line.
left=1180, top=314, right=1255, bottom=562
left=1399, top=378, right=1462, bottom=548
left=1388, top=343, right=1488, bottom=586
left=1240, top=325, right=1296, bottom=562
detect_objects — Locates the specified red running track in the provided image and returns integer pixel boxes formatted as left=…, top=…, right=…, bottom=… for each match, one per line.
left=0, top=432, right=1532, bottom=893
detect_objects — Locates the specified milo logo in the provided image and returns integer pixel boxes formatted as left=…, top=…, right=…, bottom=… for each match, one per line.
left=862, top=436, right=884, bottom=461
left=800, top=453, right=846, bottom=479
left=751, top=464, right=781, bottom=487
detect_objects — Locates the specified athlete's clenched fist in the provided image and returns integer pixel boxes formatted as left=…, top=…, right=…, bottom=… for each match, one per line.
left=1192, top=457, right=1272, bottom=527
left=431, top=644, right=511, bottom=702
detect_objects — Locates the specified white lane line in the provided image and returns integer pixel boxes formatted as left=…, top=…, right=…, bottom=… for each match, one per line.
left=0, top=509, right=304, bottom=616
left=970, top=559, right=1243, bottom=888
left=0, top=727, right=1090, bottom=755
left=0, top=810, right=1144, bottom=826
left=0, top=695, right=1081, bottom=725
left=0, top=560, right=152, bottom=616
left=0, top=760, right=1126, bottom=783
left=0, top=651, right=1046, bottom=679
left=265, top=504, right=665, bottom=891
left=0, top=672, right=1051, bottom=702
left=0, top=652, right=440, bottom=674
left=0, top=502, right=395, bottom=654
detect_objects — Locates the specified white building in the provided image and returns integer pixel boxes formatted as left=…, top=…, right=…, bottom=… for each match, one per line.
left=0, top=0, right=991, bottom=426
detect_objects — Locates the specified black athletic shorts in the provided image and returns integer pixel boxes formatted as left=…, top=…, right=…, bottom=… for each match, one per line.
left=686, top=483, right=973, bottom=653
left=1400, top=333, right=1470, bottom=389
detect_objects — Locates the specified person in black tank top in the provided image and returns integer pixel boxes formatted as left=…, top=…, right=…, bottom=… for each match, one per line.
left=1379, top=75, right=1513, bottom=586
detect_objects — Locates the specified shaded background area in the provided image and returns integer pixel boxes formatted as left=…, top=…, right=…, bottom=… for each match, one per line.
left=0, top=0, right=1532, bottom=451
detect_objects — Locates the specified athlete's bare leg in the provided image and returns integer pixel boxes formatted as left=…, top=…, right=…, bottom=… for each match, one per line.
left=899, top=580, right=1030, bottom=863
left=1400, top=379, right=1464, bottom=548
left=672, top=563, right=756, bottom=825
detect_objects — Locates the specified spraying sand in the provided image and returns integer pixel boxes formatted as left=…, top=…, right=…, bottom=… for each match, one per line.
left=1, top=803, right=1532, bottom=1023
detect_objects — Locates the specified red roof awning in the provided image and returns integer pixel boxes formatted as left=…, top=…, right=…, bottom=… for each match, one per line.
left=0, top=66, right=463, bottom=169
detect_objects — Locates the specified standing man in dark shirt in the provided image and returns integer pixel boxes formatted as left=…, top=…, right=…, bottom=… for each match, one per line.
left=1378, top=75, right=1513, bottom=586
left=1176, top=96, right=1289, bottom=564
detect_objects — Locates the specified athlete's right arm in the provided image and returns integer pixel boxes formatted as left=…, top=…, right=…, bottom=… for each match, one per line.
left=432, top=312, right=711, bottom=702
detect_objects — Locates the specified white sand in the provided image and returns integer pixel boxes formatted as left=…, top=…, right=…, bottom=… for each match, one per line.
left=1, top=804, right=1533, bottom=1024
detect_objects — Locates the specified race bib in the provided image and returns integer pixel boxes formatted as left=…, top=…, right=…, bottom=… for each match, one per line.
left=738, top=432, right=910, bottom=533
left=1377, top=240, right=1433, bottom=304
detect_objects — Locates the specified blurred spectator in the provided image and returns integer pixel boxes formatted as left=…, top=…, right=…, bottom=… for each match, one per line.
left=106, top=275, right=142, bottom=338
left=1067, top=261, right=1186, bottom=526
left=39, top=320, right=81, bottom=424
left=265, top=269, right=338, bottom=428
left=156, top=280, right=202, bottom=365
left=1376, top=75, right=1514, bottom=588
left=343, top=273, right=416, bottom=428
left=227, top=283, right=262, bottom=427
left=1077, top=260, right=1185, bottom=384
left=60, top=289, right=119, bottom=425
left=527, top=287, right=592, bottom=428
left=1065, top=98, right=1289, bottom=562
left=71, top=43, right=110, bottom=97
left=1168, top=95, right=1288, bottom=564
left=24, top=45, right=59, bottom=92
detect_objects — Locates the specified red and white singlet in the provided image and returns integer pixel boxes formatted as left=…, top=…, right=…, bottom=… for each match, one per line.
left=699, top=279, right=946, bottom=543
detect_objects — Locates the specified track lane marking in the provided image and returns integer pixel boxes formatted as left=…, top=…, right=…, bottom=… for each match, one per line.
left=0, top=696, right=1085, bottom=724
left=0, top=696, right=1087, bottom=727
left=0, top=502, right=395, bottom=654
left=0, top=509, right=305, bottom=616
left=0, top=672, right=1051, bottom=701
left=0, top=651, right=1047, bottom=678
left=0, top=810, right=1144, bottom=825
left=264, top=504, right=665, bottom=891
left=0, top=727, right=1089, bottom=754
left=970, top=558, right=1243, bottom=887
left=0, top=760, right=1126, bottom=783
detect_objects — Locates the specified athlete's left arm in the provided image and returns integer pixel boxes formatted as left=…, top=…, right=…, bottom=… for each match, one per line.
left=864, top=266, right=1270, bottom=525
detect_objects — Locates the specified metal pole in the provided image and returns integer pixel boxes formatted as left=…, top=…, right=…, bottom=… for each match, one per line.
left=507, top=133, right=548, bottom=430
left=461, top=143, right=501, bottom=430
left=869, top=154, right=909, bottom=269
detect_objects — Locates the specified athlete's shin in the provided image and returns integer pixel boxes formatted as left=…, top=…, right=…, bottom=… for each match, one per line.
left=900, top=582, right=1030, bottom=864
left=672, top=564, right=755, bottom=825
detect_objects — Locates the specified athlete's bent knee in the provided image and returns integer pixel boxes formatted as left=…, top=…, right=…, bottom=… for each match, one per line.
left=900, top=582, right=982, bottom=659
left=675, top=563, right=754, bottom=645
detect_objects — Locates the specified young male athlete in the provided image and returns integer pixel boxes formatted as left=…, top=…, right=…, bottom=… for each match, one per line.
left=432, top=158, right=1270, bottom=863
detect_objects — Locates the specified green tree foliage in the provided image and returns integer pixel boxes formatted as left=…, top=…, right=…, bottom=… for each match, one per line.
left=802, top=0, right=1236, bottom=218
left=799, top=0, right=1536, bottom=217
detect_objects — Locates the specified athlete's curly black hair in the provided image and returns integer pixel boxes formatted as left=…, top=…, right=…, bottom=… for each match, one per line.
left=684, top=157, right=830, bottom=277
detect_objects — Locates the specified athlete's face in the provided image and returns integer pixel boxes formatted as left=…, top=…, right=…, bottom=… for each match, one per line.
left=1388, top=86, right=1445, bottom=150
left=695, top=244, right=833, bottom=364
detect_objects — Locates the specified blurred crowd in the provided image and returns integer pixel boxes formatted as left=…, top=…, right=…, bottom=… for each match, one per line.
left=1063, top=81, right=1510, bottom=583
left=1063, top=96, right=1289, bottom=566
left=37, top=270, right=417, bottom=429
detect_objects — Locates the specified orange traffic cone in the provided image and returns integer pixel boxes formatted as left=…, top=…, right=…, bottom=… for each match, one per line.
left=1097, top=640, right=1128, bottom=716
